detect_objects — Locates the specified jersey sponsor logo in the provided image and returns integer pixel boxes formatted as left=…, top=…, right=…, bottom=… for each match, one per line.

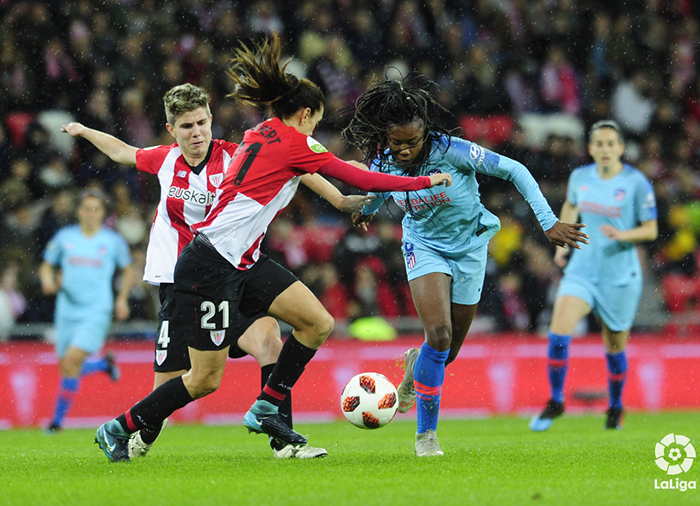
left=579, top=201, right=621, bottom=218
left=210, top=329, right=225, bottom=346
left=155, top=349, right=167, bottom=366
left=168, top=186, right=216, bottom=206
left=579, top=185, right=589, bottom=191
left=469, top=144, right=485, bottom=166
left=306, top=136, right=328, bottom=153
left=67, top=256, right=104, bottom=267
left=395, top=191, right=450, bottom=212
left=209, top=174, right=223, bottom=187
left=177, top=170, right=188, bottom=178
left=614, top=189, right=626, bottom=201
left=428, top=168, right=442, bottom=176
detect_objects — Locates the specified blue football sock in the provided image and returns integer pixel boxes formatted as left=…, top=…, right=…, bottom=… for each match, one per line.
left=547, top=332, right=571, bottom=404
left=51, top=377, right=80, bottom=427
left=81, top=356, right=109, bottom=377
left=606, top=351, right=627, bottom=410
left=415, top=342, right=449, bottom=434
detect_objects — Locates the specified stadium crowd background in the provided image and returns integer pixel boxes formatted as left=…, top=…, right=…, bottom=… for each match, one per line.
left=0, top=0, right=699, bottom=340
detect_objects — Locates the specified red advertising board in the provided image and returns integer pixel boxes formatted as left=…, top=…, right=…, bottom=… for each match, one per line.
left=1, top=334, right=698, bottom=429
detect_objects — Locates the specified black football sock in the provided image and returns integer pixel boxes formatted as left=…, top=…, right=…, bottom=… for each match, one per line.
left=261, top=363, right=293, bottom=429
left=116, top=376, right=193, bottom=433
left=258, top=334, right=315, bottom=407
left=139, top=421, right=164, bottom=445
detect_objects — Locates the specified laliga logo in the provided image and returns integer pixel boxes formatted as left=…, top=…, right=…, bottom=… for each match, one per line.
left=655, top=433, right=695, bottom=475
left=653, top=433, right=697, bottom=493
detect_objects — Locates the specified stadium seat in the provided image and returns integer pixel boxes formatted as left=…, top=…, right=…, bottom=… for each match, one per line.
left=660, top=273, right=700, bottom=313
left=5, top=112, right=36, bottom=148
left=459, top=115, right=514, bottom=146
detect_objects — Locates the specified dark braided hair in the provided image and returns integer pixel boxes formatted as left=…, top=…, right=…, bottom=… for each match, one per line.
left=342, top=73, right=456, bottom=176
left=226, top=36, right=325, bottom=119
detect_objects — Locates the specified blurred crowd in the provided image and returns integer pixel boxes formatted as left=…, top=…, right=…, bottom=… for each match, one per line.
left=1, top=0, right=699, bottom=339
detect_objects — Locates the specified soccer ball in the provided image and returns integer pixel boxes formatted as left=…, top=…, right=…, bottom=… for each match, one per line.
left=340, top=372, right=398, bottom=429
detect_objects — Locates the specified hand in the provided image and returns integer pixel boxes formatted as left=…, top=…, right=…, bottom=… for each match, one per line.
left=599, top=224, right=622, bottom=240
left=61, top=122, right=86, bottom=137
left=338, top=194, right=376, bottom=214
left=41, top=280, right=59, bottom=295
left=544, top=221, right=589, bottom=249
left=428, top=173, right=452, bottom=187
left=114, top=299, right=130, bottom=321
left=352, top=212, right=374, bottom=232
left=345, top=160, right=369, bottom=171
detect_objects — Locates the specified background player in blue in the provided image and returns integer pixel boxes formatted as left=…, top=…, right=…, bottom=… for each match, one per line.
left=345, top=75, right=589, bottom=456
left=39, top=189, right=133, bottom=432
left=529, top=120, right=658, bottom=432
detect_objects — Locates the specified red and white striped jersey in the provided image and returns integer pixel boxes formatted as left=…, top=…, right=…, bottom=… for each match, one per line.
left=136, top=139, right=238, bottom=284
left=193, top=118, right=336, bottom=270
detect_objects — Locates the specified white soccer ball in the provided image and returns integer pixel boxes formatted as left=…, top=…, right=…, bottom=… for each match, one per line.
left=340, top=372, right=398, bottom=429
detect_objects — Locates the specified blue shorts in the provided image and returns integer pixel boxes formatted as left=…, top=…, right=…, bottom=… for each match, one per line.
left=556, top=275, right=642, bottom=331
left=55, top=315, right=112, bottom=357
left=402, top=240, right=487, bottom=305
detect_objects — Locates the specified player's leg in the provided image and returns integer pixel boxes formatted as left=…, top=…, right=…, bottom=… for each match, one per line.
left=130, top=283, right=190, bottom=457
left=49, top=317, right=110, bottom=432
left=235, top=316, right=327, bottom=458
left=602, top=325, right=630, bottom=429
left=241, top=256, right=332, bottom=439
left=47, top=344, right=89, bottom=432
left=408, top=272, right=451, bottom=457
left=597, top=280, right=641, bottom=430
left=530, top=289, right=591, bottom=432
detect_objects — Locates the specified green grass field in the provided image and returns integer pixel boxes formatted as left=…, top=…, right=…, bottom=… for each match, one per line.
left=1, top=412, right=698, bottom=506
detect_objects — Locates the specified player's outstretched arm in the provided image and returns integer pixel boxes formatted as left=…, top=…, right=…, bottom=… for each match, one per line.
left=545, top=221, right=589, bottom=249
left=61, top=122, right=138, bottom=166
left=300, top=173, right=374, bottom=214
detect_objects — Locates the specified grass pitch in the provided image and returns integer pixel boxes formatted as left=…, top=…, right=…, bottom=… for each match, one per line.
left=1, top=412, right=698, bottom=506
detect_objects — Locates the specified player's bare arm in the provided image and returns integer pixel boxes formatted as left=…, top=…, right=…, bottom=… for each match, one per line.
left=600, top=219, right=658, bottom=243
left=300, top=173, right=374, bottom=214
left=61, top=122, right=138, bottom=166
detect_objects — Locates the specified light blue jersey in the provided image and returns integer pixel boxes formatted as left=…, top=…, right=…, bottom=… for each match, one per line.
left=44, top=224, right=132, bottom=321
left=563, top=163, right=657, bottom=286
left=363, top=134, right=558, bottom=254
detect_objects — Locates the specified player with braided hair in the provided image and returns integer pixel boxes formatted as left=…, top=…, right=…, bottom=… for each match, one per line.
left=345, top=74, right=589, bottom=457
left=94, top=38, right=451, bottom=462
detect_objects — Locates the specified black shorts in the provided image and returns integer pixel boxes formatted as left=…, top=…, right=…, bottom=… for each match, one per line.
left=169, top=234, right=297, bottom=354
left=153, top=284, right=268, bottom=372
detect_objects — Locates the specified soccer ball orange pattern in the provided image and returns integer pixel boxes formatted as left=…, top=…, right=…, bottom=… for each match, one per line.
left=340, top=372, right=398, bottom=429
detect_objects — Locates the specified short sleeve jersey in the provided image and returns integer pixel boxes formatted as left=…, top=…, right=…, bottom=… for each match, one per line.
left=135, top=139, right=238, bottom=284
left=564, top=163, right=657, bottom=285
left=43, top=224, right=132, bottom=319
left=362, top=135, right=557, bottom=255
left=193, top=118, right=336, bottom=269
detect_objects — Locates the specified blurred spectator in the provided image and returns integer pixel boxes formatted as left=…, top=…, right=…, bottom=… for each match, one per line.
left=0, top=260, right=27, bottom=341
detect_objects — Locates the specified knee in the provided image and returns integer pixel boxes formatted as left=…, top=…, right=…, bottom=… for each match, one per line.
left=184, top=373, right=222, bottom=399
left=425, top=324, right=452, bottom=352
left=306, top=311, right=334, bottom=348
left=254, top=323, right=283, bottom=365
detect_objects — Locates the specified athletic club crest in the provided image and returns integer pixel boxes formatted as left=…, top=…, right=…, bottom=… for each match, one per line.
left=614, top=189, right=626, bottom=201
left=156, top=350, right=167, bottom=366
left=210, top=329, right=225, bottom=346
left=209, top=174, right=223, bottom=187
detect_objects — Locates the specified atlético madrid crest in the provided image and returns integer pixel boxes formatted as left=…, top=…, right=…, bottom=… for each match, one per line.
left=210, top=329, right=225, bottom=346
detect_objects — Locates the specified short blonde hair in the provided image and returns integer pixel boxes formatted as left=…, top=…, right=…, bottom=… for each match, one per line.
left=163, top=83, right=211, bottom=125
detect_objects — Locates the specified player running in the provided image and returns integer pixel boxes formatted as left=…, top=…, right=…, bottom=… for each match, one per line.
left=40, top=189, right=132, bottom=433
left=64, top=83, right=370, bottom=459
left=529, top=120, right=658, bottom=431
left=93, top=38, right=451, bottom=462
left=345, top=74, right=588, bottom=456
